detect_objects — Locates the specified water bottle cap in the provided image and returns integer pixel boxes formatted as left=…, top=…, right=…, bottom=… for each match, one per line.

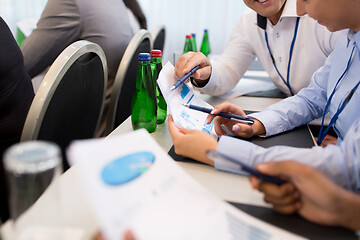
left=186, top=34, right=192, bottom=39
left=204, top=29, right=208, bottom=32
left=191, top=33, right=196, bottom=37
left=151, top=50, right=162, bottom=57
left=138, top=53, right=151, bottom=61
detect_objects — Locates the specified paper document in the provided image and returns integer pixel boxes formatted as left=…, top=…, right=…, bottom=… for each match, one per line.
left=68, top=130, right=307, bottom=240
left=157, top=62, right=214, bottom=133
left=218, top=78, right=277, bottom=99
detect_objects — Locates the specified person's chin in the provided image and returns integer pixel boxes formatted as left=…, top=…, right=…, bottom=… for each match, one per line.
left=318, top=21, right=338, bottom=32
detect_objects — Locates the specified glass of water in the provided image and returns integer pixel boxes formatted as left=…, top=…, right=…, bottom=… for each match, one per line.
left=3, top=141, right=62, bottom=222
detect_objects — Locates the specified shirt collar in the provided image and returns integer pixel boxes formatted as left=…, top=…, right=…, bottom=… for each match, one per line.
left=280, top=0, right=298, bottom=19
left=353, top=31, right=360, bottom=53
left=347, top=30, right=360, bottom=58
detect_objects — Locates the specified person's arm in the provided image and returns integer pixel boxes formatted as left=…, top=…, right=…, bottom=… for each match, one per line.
left=174, top=12, right=256, bottom=96
left=248, top=50, right=334, bottom=137
left=250, top=160, right=360, bottom=231
left=123, top=0, right=147, bottom=29
left=215, top=117, right=360, bottom=191
left=20, top=0, right=81, bottom=78
left=197, top=12, right=256, bottom=96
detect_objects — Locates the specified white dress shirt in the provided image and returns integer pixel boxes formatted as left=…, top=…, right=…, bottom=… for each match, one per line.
left=199, top=0, right=338, bottom=96
left=215, top=30, right=360, bottom=192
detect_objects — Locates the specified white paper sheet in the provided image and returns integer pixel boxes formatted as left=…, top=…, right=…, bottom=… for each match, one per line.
left=68, top=130, right=307, bottom=240
left=157, top=62, right=214, bottom=134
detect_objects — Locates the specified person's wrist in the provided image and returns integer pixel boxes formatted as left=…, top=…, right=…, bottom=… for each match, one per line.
left=190, top=76, right=210, bottom=88
left=253, top=119, right=266, bottom=136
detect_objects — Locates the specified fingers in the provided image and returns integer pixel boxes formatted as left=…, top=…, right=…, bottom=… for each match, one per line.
left=231, top=123, right=254, bottom=137
left=211, top=102, right=247, bottom=116
left=257, top=181, right=301, bottom=215
left=123, top=230, right=136, bottom=240
left=174, top=52, right=211, bottom=80
left=249, top=175, right=260, bottom=189
left=168, top=115, right=182, bottom=138
left=273, top=202, right=301, bottom=215
left=258, top=182, right=296, bottom=199
left=321, top=135, right=338, bottom=147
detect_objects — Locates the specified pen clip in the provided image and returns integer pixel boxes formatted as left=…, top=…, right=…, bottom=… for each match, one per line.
left=230, top=118, right=254, bottom=125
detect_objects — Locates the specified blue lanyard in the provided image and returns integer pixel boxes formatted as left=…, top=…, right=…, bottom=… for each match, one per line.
left=264, top=17, right=300, bottom=96
left=317, top=46, right=357, bottom=145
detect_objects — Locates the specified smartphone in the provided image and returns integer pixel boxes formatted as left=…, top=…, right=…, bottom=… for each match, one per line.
left=206, top=150, right=286, bottom=186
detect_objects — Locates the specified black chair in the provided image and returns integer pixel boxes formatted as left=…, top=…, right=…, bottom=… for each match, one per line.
left=105, top=29, right=152, bottom=134
left=21, top=40, right=108, bottom=170
left=151, top=25, right=166, bottom=52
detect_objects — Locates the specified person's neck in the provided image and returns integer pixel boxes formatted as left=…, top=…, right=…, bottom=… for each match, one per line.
left=268, top=5, right=285, bottom=25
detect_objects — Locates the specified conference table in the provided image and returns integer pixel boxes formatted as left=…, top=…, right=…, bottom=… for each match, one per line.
left=0, top=92, right=283, bottom=240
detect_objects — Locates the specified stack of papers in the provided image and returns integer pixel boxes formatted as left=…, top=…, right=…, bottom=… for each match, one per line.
left=67, top=130, right=306, bottom=240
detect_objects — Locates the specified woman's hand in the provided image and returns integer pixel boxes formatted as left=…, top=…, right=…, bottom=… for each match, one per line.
left=168, top=115, right=217, bottom=165
left=205, top=102, right=266, bottom=138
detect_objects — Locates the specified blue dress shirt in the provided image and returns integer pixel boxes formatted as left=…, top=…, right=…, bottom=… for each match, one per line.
left=215, top=29, right=360, bottom=192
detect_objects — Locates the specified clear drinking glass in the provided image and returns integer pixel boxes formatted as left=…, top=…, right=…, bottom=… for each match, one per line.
left=3, top=141, right=62, bottom=222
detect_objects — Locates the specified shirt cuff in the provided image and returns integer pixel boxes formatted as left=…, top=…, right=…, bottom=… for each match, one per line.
left=249, top=111, right=284, bottom=137
left=214, top=136, right=255, bottom=174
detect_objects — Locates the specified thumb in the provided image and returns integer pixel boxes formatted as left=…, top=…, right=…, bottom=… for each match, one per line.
left=178, top=127, right=198, bottom=135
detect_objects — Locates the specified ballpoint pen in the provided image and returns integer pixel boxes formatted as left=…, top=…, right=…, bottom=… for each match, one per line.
left=206, top=150, right=285, bottom=185
left=170, top=65, right=200, bottom=91
left=183, top=103, right=254, bottom=125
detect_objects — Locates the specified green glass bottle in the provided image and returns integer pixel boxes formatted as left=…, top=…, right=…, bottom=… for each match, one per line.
left=16, top=27, right=26, bottom=47
left=131, top=53, right=157, bottom=133
left=200, top=29, right=211, bottom=56
left=191, top=33, right=198, bottom=52
left=183, top=34, right=193, bottom=53
left=150, top=50, right=167, bottom=124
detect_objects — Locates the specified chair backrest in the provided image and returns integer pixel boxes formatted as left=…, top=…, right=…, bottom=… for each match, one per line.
left=21, top=40, right=107, bottom=167
left=151, top=25, right=166, bottom=51
left=105, top=29, right=152, bottom=134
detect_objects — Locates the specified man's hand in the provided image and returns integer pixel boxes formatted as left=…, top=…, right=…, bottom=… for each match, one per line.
left=174, top=52, right=211, bottom=86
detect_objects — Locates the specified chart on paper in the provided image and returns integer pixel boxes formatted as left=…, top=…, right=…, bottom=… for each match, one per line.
left=157, top=62, right=215, bottom=134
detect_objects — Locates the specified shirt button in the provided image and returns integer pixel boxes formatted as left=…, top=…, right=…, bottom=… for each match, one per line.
left=276, top=32, right=280, bottom=38
left=279, top=57, right=282, bottom=62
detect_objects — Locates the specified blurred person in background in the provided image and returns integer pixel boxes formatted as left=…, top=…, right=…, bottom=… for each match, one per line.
left=21, top=0, right=147, bottom=138
left=0, top=17, right=34, bottom=222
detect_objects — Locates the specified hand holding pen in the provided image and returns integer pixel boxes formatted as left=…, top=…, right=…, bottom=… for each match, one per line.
left=171, top=65, right=200, bottom=91
left=174, top=52, right=212, bottom=88
left=204, top=102, right=266, bottom=138
left=184, top=104, right=254, bottom=125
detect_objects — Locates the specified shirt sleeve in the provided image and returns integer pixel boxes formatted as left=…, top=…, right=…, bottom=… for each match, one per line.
left=198, top=12, right=256, bottom=96
left=249, top=51, right=334, bottom=136
left=21, top=0, right=81, bottom=78
left=215, top=118, right=360, bottom=192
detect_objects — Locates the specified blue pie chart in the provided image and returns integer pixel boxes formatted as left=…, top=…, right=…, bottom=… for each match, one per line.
left=101, top=151, right=155, bottom=186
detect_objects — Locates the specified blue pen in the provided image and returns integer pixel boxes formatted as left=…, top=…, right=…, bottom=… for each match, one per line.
left=206, top=150, right=286, bottom=186
left=171, top=65, right=200, bottom=91
left=184, top=103, right=254, bottom=125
